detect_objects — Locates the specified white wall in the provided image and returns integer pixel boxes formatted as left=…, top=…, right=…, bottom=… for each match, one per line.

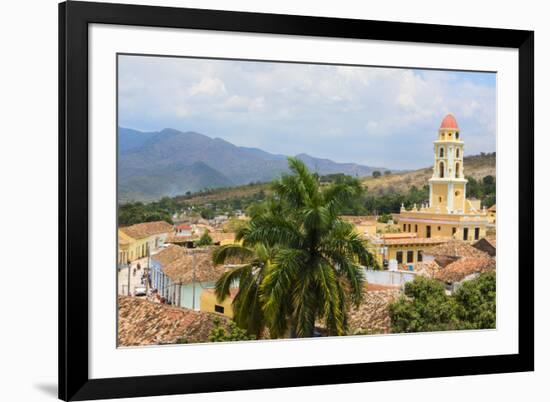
left=0, top=0, right=546, bottom=401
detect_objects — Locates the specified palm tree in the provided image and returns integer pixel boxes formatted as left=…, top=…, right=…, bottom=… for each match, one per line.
left=213, top=243, right=274, bottom=338
left=238, top=157, right=376, bottom=338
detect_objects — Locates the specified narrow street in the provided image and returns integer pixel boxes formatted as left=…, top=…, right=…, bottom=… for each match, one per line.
left=117, top=256, right=150, bottom=296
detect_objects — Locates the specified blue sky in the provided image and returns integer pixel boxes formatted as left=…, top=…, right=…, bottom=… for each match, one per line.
left=118, top=55, right=496, bottom=170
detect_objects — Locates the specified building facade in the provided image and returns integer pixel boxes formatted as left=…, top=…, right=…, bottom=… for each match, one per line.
left=396, top=114, right=490, bottom=242
left=117, top=221, right=174, bottom=265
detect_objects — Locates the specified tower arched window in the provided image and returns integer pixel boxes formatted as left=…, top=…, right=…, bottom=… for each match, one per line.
left=456, top=148, right=460, bottom=158
left=439, top=147, right=444, bottom=158
left=455, top=132, right=459, bottom=139
left=439, top=162, right=445, bottom=178
left=455, top=162, right=460, bottom=178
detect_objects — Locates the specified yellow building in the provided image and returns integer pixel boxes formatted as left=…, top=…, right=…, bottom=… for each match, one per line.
left=118, top=221, right=174, bottom=264
left=488, top=204, right=496, bottom=223
left=341, top=215, right=378, bottom=237
left=200, top=288, right=236, bottom=318
left=118, top=230, right=149, bottom=264
left=396, top=114, right=490, bottom=242
left=369, top=233, right=447, bottom=270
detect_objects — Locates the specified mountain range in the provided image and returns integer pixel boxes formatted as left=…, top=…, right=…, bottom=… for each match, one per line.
left=118, top=127, right=389, bottom=201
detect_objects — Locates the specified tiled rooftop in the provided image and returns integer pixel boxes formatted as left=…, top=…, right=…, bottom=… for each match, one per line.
left=435, top=256, right=496, bottom=283
left=117, top=296, right=230, bottom=346
left=151, top=244, right=189, bottom=266
left=209, top=232, right=237, bottom=244
left=347, top=288, right=402, bottom=335
left=119, top=221, right=174, bottom=240
left=163, top=250, right=225, bottom=284
left=414, top=260, right=441, bottom=279
left=425, top=239, right=489, bottom=258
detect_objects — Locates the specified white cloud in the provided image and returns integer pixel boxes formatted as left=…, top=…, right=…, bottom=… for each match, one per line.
left=189, top=77, right=227, bottom=97
left=118, top=55, right=496, bottom=169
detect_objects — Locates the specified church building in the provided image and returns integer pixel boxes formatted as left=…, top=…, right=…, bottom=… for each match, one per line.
left=396, top=114, right=489, bottom=242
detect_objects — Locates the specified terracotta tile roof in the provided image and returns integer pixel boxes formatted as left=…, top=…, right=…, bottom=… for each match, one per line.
left=176, top=224, right=192, bottom=230
left=166, top=234, right=199, bottom=244
left=488, top=204, right=496, bottom=212
left=117, top=296, right=230, bottom=346
left=119, top=221, right=173, bottom=240
left=341, top=215, right=377, bottom=224
left=485, top=237, right=496, bottom=248
left=210, top=232, right=237, bottom=244
left=425, top=239, right=489, bottom=258
left=435, top=256, right=496, bottom=283
left=163, top=250, right=225, bottom=283
left=151, top=245, right=189, bottom=266
left=414, top=260, right=441, bottom=278
left=347, top=288, right=401, bottom=335
left=365, top=283, right=401, bottom=291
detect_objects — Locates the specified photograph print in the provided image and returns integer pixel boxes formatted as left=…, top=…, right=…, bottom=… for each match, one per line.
left=116, top=54, right=497, bottom=347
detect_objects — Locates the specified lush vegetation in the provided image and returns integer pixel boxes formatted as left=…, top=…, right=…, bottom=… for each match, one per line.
left=118, top=149, right=496, bottom=223
left=466, top=175, right=496, bottom=208
left=208, top=318, right=256, bottom=342
left=214, top=158, right=377, bottom=338
left=196, top=231, right=213, bottom=247
left=118, top=197, right=178, bottom=225
left=389, top=273, right=496, bottom=333
left=118, top=174, right=496, bottom=224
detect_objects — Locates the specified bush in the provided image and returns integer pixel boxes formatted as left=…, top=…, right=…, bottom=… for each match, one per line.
left=377, top=213, right=393, bottom=223
left=208, top=319, right=256, bottom=342
left=389, top=273, right=496, bottom=333
left=196, top=231, right=213, bottom=246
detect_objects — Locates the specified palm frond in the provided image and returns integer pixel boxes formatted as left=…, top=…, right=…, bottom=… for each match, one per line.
left=212, top=244, right=254, bottom=265
left=215, top=264, right=253, bottom=301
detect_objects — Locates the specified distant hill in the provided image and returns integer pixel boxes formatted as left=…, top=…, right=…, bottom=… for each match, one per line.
left=361, top=153, right=496, bottom=195
left=174, top=153, right=496, bottom=206
left=118, top=127, right=388, bottom=201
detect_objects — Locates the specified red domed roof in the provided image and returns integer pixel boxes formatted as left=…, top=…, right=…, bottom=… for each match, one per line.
left=440, top=113, right=458, bottom=129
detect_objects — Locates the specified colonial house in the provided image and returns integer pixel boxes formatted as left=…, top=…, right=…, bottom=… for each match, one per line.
left=209, top=232, right=237, bottom=246
left=434, top=255, right=495, bottom=293
left=422, top=238, right=489, bottom=267
left=150, top=245, right=225, bottom=311
left=175, top=224, right=192, bottom=237
left=118, top=220, right=173, bottom=265
left=421, top=238, right=495, bottom=293
left=395, top=114, right=490, bottom=242
left=342, top=215, right=377, bottom=237
left=368, top=232, right=447, bottom=270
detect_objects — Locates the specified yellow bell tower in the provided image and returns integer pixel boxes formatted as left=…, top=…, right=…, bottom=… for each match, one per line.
left=428, top=113, right=467, bottom=213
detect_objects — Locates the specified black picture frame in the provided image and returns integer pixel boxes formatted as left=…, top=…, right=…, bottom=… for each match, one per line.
left=59, top=1, right=534, bottom=400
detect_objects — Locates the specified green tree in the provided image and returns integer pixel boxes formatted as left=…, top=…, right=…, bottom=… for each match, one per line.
left=389, top=276, right=459, bottom=333
left=196, top=230, right=213, bottom=246
left=239, top=158, right=376, bottom=338
left=389, top=273, right=496, bottom=333
left=208, top=318, right=256, bottom=342
left=200, top=208, right=215, bottom=220
left=372, top=170, right=381, bottom=178
left=453, top=272, right=496, bottom=329
left=377, top=213, right=393, bottom=223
